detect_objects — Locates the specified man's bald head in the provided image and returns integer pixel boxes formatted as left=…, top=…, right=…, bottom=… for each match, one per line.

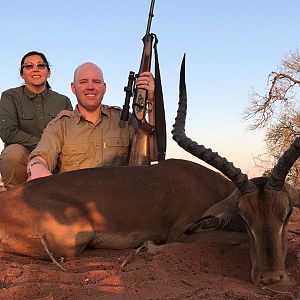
left=73, top=62, right=104, bottom=82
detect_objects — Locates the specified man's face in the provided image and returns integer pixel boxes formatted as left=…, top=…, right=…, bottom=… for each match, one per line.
left=71, top=64, right=106, bottom=112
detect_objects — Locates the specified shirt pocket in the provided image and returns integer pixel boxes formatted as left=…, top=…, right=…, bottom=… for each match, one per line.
left=18, top=108, right=36, bottom=133
left=104, top=137, right=129, bottom=148
left=61, top=143, right=89, bottom=169
left=103, top=137, right=129, bottom=166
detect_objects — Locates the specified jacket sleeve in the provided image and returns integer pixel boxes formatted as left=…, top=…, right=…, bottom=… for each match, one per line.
left=0, top=91, right=39, bottom=151
left=28, top=117, right=65, bottom=171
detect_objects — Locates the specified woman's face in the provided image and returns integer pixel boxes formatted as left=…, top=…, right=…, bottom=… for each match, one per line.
left=21, top=55, right=50, bottom=92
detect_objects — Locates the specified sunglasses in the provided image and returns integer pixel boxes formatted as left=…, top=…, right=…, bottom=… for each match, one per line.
left=21, top=62, right=48, bottom=71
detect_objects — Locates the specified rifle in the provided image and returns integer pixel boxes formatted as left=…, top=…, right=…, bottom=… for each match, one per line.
left=119, top=0, right=166, bottom=166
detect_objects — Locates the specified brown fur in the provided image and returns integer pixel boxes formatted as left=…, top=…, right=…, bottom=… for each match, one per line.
left=0, top=159, right=233, bottom=258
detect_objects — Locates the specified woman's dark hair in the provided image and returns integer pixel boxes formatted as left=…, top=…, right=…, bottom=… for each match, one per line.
left=20, top=51, right=51, bottom=89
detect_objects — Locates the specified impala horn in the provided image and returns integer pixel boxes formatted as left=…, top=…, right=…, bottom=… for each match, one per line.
left=172, top=54, right=255, bottom=194
left=267, top=137, right=300, bottom=190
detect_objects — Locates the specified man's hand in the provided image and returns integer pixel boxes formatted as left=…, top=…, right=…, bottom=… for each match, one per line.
left=136, top=71, right=155, bottom=103
left=27, top=157, right=52, bottom=181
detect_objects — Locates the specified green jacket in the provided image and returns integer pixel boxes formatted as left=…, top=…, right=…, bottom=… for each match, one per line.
left=0, top=86, right=73, bottom=151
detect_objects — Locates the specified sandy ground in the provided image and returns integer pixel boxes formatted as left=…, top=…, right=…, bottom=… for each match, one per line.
left=0, top=210, right=298, bottom=300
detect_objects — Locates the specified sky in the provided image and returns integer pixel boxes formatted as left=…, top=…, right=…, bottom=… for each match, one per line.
left=1, top=0, right=300, bottom=177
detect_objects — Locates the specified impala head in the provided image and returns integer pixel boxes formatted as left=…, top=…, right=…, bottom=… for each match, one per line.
left=172, top=55, right=300, bottom=285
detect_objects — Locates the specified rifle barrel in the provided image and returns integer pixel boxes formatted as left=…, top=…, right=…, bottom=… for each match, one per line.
left=145, top=0, right=155, bottom=35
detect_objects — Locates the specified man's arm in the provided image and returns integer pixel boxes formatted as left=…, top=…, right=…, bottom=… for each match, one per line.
left=27, top=113, right=67, bottom=180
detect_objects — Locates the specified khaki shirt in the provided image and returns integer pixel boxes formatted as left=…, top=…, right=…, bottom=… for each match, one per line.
left=29, top=105, right=136, bottom=172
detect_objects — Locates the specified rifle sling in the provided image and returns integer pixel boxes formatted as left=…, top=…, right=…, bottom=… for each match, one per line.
left=153, top=34, right=167, bottom=161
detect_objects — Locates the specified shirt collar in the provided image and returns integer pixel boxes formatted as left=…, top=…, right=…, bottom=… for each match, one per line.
left=74, top=106, right=84, bottom=124
left=74, top=105, right=108, bottom=124
left=101, top=104, right=109, bottom=116
left=24, top=85, right=48, bottom=100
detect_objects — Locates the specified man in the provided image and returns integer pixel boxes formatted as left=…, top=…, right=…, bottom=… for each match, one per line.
left=27, top=62, right=155, bottom=180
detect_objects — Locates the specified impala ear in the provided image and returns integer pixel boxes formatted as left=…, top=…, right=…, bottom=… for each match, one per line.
left=285, top=183, right=300, bottom=208
left=186, top=189, right=241, bottom=235
left=185, top=213, right=232, bottom=234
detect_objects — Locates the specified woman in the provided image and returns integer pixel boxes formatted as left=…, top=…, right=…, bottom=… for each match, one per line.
left=0, top=51, right=73, bottom=189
